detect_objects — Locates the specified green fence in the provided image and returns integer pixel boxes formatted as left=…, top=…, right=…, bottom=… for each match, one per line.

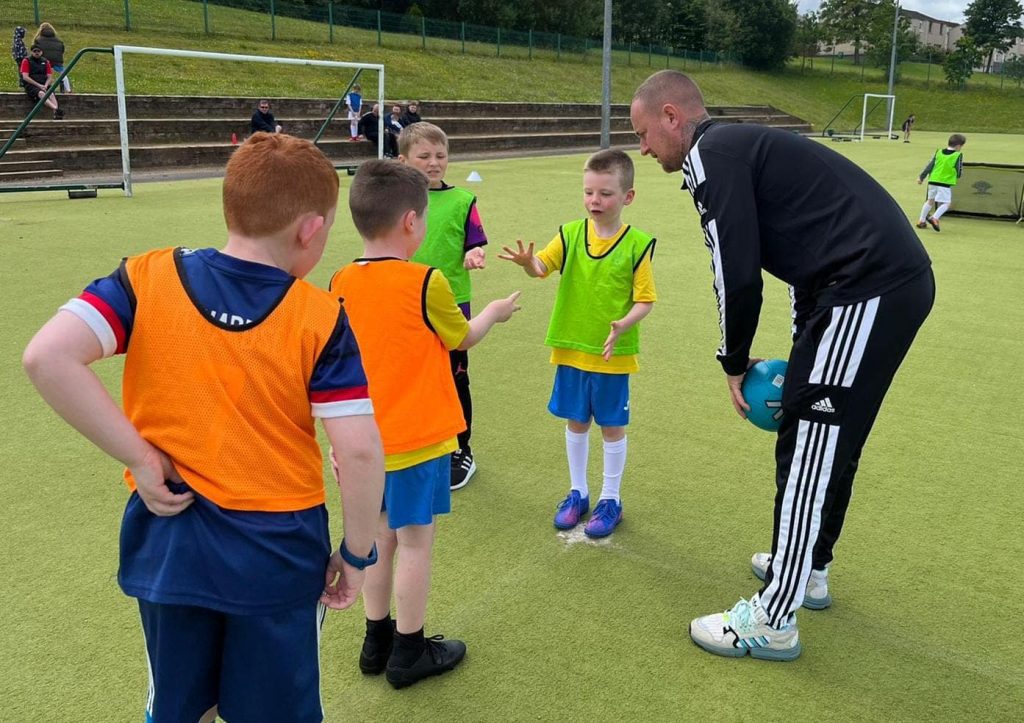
left=15, top=0, right=734, bottom=69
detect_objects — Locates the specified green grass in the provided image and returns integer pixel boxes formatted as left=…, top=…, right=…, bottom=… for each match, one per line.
left=2, top=0, right=1023, bottom=133
left=1, top=132, right=1022, bottom=720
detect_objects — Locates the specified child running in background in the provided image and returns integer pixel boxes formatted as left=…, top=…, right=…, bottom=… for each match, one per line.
left=22, top=133, right=385, bottom=722
left=399, top=122, right=489, bottom=490
left=330, top=160, right=520, bottom=688
left=917, top=133, right=966, bottom=232
left=500, top=149, right=656, bottom=538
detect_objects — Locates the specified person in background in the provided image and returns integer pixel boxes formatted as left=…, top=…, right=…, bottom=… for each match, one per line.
left=251, top=99, right=283, bottom=134
left=33, top=22, right=70, bottom=93
left=400, top=101, right=422, bottom=127
left=901, top=114, right=916, bottom=143
left=357, top=103, right=382, bottom=151
left=11, top=26, right=27, bottom=88
left=916, top=133, right=966, bottom=233
left=21, top=44, right=62, bottom=119
left=346, top=83, right=363, bottom=141
left=384, top=104, right=404, bottom=158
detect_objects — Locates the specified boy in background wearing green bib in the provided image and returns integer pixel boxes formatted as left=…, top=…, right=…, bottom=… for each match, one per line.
left=399, top=122, right=489, bottom=491
left=916, top=133, right=966, bottom=233
left=500, top=150, right=656, bottom=538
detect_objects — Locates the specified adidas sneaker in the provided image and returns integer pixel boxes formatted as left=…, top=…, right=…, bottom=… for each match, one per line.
left=750, top=552, right=832, bottom=610
left=689, top=596, right=801, bottom=661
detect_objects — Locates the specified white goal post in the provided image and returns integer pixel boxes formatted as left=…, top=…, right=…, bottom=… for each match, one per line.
left=112, top=45, right=385, bottom=197
left=860, top=93, right=895, bottom=143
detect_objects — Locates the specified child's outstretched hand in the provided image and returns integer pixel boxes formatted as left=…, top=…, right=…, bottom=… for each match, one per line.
left=464, top=247, right=486, bottom=270
left=487, top=291, right=522, bottom=322
left=499, top=240, right=545, bottom=277
left=916, top=178, right=923, bottom=184
left=499, top=240, right=535, bottom=266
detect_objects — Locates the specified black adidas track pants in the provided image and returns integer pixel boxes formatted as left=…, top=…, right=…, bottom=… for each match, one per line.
left=759, top=268, right=935, bottom=627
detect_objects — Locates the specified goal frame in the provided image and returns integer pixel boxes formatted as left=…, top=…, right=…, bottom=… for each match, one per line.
left=113, top=45, right=384, bottom=196
left=860, top=93, right=895, bottom=143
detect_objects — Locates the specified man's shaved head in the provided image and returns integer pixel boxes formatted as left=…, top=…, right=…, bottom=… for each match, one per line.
left=633, top=70, right=707, bottom=113
left=630, top=71, right=710, bottom=174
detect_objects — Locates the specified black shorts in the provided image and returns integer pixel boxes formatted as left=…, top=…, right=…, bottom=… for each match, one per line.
left=24, top=86, right=44, bottom=101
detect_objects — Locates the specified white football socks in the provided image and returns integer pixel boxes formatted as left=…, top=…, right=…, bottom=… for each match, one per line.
left=919, top=201, right=933, bottom=222
left=600, top=436, right=627, bottom=502
left=933, top=202, right=951, bottom=220
left=565, top=427, right=589, bottom=498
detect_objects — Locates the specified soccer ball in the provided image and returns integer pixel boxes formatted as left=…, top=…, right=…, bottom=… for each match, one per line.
left=741, top=359, right=787, bottom=432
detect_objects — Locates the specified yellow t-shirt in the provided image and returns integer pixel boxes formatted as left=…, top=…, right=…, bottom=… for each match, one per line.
left=535, top=220, right=657, bottom=374
left=384, top=271, right=468, bottom=471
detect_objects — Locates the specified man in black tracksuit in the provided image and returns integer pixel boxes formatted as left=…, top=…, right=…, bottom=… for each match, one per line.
left=631, top=70, right=934, bottom=660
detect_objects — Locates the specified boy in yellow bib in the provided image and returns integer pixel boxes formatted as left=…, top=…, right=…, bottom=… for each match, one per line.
left=501, top=149, right=656, bottom=537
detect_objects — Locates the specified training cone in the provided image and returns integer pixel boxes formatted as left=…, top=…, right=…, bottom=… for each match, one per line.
left=466, top=170, right=482, bottom=182
left=231, top=132, right=239, bottom=145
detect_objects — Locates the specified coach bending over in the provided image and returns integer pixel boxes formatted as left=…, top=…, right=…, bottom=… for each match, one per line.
left=630, top=70, right=934, bottom=661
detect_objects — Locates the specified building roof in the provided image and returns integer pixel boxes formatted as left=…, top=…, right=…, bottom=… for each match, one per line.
left=901, top=8, right=960, bottom=28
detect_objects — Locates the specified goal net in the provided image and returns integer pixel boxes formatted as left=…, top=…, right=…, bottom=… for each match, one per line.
left=113, top=45, right=385, bottom=196
left=944, top=163, right=1024, bottom=222
left=823, top=93, right=896, bottom=142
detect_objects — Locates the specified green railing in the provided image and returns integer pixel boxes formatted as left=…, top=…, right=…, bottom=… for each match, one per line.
left=17, top=0, right=734, bottom=69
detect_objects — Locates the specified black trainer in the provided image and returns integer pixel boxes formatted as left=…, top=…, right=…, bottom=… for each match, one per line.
left=450, top=450, right=476, bottom=490
left=385, top=635, right=466, bottom=689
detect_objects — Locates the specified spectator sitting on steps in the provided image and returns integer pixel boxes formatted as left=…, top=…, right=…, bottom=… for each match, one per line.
left=399, top=101, right=422, bottom=127
left=21, top=45, right=62, bottom=119
left=33, top=22, right=70, bottom=94
left=384, top=104, right=403, bottom=158
left=358, top=104, right=383, bottom=153
left=251, top=99, right=282, bottom=134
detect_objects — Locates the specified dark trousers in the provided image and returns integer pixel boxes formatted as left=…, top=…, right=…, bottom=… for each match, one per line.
left=450, top=348, right=471, bottom=453
left=760, top=269, right=935, bottom=626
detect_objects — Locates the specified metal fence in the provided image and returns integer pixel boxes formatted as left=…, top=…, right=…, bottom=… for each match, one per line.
left=16, top=0, right=734, bottom=69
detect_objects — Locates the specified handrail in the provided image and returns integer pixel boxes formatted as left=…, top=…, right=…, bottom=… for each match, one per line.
left=0, top=47, right=115, bottom=161
left=312, top=70, right=363, bottom=145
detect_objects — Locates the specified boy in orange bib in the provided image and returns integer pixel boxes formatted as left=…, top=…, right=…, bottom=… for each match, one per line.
left=23, top=133, right=385, bottom=723
left=330, top=160, right=520, bottom=688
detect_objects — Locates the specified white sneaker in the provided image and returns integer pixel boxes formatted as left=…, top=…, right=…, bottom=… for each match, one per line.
left=751, top=552, right=832, bottom=610
left=689, top=596, right=801, bottom=661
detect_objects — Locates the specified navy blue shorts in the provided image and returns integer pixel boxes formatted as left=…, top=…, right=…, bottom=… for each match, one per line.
left=139, top=600, right=326, bottom=723
left=382, top=454, right=451, bottom=529
left=548, top=365, right=630, bottom=427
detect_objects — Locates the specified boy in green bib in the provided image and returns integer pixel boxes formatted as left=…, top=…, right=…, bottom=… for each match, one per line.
left=399, top=122, right=489, bottom=491
left=916, top=133, right=966, bottom=233
left=500, top=150, right=656, bottom=537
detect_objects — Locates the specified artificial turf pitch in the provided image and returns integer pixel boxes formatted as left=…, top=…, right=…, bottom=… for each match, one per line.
left=1, top=131, right=1021, bottom=721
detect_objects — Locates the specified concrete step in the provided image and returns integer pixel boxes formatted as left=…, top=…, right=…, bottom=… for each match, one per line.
left=0, top=168, right=63, bottom=181
left=0, top=159, right=60, bottom=173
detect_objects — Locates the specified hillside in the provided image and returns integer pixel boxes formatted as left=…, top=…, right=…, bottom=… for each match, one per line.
left=4, top=0, right=1023, bottom=133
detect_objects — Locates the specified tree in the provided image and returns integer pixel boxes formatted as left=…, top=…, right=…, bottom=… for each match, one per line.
left=863, top=0, right=920, bottom=77
left=726, top=0, right=797, bottom=71
left=819, top=0, right=877, bottom=65
left=793, top=12, right=825, bottom=72
left=964, top=0, right=1024, bottom=72
left=944, top=36, right=984, bottom=89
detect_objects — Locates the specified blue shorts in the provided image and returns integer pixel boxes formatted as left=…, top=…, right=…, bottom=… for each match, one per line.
left=138, top=599, right=325, bottom=723
left=548, top=365, right=630, bottom=427
left=383, top=454, right=451, bottom=529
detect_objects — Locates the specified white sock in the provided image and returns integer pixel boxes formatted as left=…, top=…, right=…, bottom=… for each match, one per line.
left=933, top=202, right=950, bottom=220
left=919, top=201, right=933, bottom=222
left=565, top=427, right=589, bottom=498
left=600, top=436, right=627, bottom=502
